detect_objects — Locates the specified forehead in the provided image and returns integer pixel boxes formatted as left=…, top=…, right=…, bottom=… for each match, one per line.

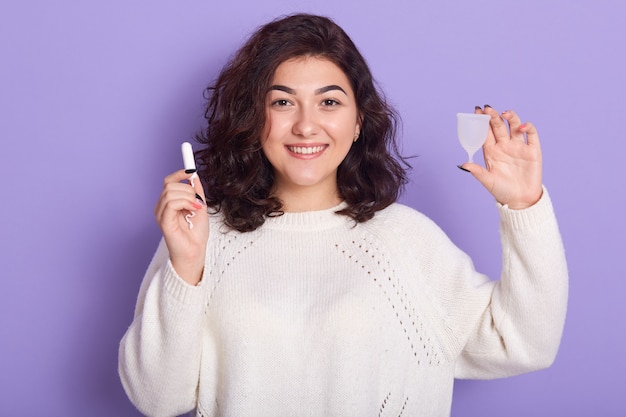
left=271, top=56, right=352, bottom=91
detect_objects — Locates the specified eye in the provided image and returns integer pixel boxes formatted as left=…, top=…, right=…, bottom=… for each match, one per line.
left=271, top=99, right=291, bottom=107
left=321, top=98, right=341, bottom=107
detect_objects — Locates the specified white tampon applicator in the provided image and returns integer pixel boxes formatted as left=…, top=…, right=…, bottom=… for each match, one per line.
left=181, top=142, right=198, bottom=187
left=181, top=142, right=199, bottom=229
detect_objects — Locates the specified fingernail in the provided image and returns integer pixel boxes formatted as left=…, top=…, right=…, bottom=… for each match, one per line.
left=474, top=105, right=482, bottom=111
left=185, top=168, right=197, bottom=174
left=195, top=193, right=205, bottom=205
left=484, top=104, right=492, bottom=109
left=457, top=165, right=470, bottom=173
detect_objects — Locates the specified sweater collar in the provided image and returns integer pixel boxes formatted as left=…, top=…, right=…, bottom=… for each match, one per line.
left=263, top=202, right=350, bottom=230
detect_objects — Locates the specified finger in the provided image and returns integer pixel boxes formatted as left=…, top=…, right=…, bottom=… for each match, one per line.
left=484, top=105, right=509, bottom=143
left=501, top=109, right=525, bottom=142
left=520, top=121, right=541, bottom=147
left=155, top=196, right=202, bottom=229
left=475, top=105, right=496, bottom=146
left=155, top=185, right=203, bottom=223
left=181, top=169, right=206, bottom=205
left=164, top=169, right=194, bottom=185
left=158, top=194, right=203, bottom=216
left=191, top=174, right=206, bottom=204
left=156, top=198, right=202, bottom=233
left=458, top=162, right=495, bottom=193
left=163, top=169, right=206, bottom=205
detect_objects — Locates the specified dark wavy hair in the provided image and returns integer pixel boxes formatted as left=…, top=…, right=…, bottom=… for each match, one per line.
left=196, top=13, right=409, bottom=232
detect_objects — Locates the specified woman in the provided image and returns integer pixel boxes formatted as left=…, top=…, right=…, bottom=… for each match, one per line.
left=119, top=13, right=568, bottom=417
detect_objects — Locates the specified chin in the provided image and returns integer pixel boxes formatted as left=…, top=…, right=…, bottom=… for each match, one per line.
left=292, top=178, right=325, bottom=187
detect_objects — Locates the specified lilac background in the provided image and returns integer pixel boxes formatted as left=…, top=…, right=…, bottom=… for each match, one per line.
left=1, top=0, right=624, bottom=415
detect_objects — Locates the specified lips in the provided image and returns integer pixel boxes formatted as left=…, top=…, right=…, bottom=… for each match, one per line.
left=286, top=145, right=327, bottom=155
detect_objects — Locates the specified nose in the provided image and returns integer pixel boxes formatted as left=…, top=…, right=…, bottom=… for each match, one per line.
left=292, top=105, right=320, bottom=138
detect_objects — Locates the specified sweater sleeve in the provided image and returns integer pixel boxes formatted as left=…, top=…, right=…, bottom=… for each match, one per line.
left=118, top=238, right=207, bottom=417
left=454, top=187, right=569, bottom=379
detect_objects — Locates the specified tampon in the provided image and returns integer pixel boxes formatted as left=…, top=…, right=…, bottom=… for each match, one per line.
left=181, top=142, right=198, bottom=229
left=181, top=142, right=199, bottom=187
left=181, top=142, right=196, bottom=173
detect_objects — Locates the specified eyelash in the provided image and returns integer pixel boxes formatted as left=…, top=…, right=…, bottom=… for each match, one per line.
left=270, top=98, right=341, bottom=107
left=271, top=99, right=291, bottom=107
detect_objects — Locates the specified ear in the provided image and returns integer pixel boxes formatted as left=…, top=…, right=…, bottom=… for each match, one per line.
left=353, top=116, right=362, bottom=143
left=355, top=113, right=363, bottom=136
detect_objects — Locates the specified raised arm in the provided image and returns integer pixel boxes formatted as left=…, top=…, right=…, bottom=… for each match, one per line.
left=454, top=106, right=568, bottom=377
left=119, top=169, right=210, bottom=416
left=455, top=189, right=568, bottom=378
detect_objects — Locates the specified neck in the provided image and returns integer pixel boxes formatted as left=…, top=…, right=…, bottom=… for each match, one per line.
left=274, top=185, right=342, bottom=213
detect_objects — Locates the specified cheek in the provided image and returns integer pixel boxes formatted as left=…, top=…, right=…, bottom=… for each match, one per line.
left=259, top=119, right=282, bottom=162
left=260, top=114, right=279, bottom=152
left=262, top=112, right=288, bottom=141
left=333, top=117, right=359, bottom=144
left=261, top=110, right=272, bottom=139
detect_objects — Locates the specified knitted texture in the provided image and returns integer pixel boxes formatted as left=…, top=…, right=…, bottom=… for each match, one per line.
left=119, top=188, right=567, bottom=417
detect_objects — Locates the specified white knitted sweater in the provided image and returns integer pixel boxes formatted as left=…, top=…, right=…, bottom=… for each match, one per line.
left=119, top=188, right=568, bottom=417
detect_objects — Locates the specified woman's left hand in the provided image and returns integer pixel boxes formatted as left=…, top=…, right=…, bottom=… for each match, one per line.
left=459, top=106, right=543, bottom=210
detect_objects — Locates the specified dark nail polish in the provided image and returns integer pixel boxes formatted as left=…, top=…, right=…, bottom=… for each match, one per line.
left=484, top=104, right=492, bottom=109
left=474, top=105, right=482, bottom=111
left=185, top=168, right=197, bottom=174
left=457, top=165, right=470, bottom=173
left=195, top=193, right=205, bottom=205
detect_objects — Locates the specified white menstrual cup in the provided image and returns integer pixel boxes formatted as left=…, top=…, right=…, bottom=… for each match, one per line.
left=457, top=113, right=491, bottom=163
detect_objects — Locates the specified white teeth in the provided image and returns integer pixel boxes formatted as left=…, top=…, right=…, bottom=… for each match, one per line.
left=288, top=145, right=325, bottom=155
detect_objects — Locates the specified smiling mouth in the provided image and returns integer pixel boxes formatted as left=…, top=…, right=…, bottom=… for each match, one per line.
left=286, top=145, right=327, bottom=155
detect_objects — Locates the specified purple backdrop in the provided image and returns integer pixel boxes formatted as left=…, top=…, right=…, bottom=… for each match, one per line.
left=1, top=0, right=624, bottom=415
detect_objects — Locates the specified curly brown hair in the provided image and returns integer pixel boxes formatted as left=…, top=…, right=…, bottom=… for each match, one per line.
left=195, top=13, right=409, bottom=232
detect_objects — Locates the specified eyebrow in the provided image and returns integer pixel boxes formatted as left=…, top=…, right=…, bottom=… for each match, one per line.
left=269, top=84, right=348, bottom=96
left=315, top=85, right=347, bottom=95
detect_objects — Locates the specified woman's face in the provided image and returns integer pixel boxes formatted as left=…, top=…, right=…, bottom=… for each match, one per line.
left=262, top=56, right=360, bottom=208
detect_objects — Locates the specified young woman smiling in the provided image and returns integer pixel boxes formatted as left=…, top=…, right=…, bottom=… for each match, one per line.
left=262, top=56, right=361, bottom=212
left=119, top=13, right=568, bottom=417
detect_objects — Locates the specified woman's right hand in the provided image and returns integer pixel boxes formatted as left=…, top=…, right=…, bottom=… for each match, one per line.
left=154, top=170, right=209, bottom=285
